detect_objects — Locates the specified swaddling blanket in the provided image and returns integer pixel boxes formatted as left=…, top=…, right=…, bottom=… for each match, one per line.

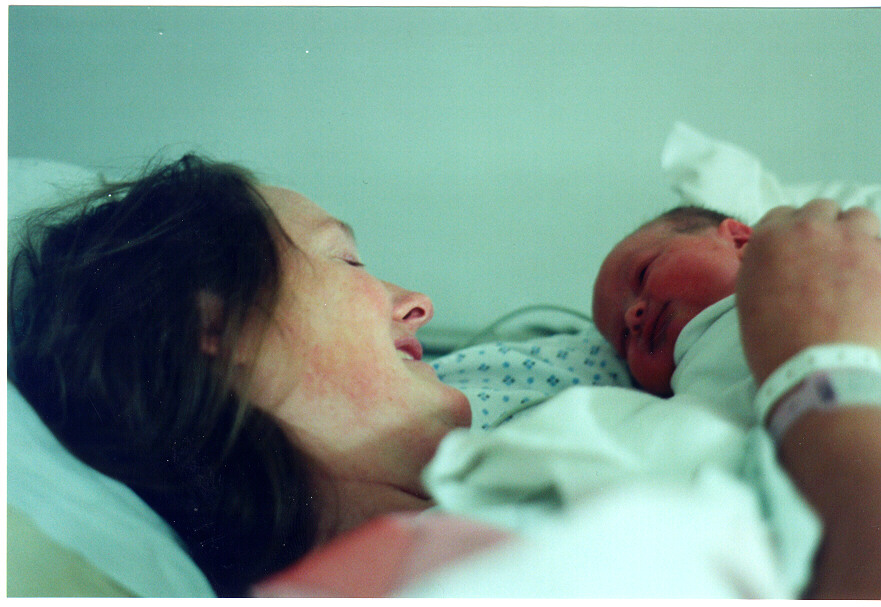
left=424, top=297, right=821, bottom=597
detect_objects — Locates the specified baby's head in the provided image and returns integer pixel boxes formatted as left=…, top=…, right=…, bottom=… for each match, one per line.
left=592, top=205, right=752, bottom=396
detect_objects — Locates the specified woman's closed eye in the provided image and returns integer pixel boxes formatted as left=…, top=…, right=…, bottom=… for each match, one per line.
left=339, top=254, right=365, bottom=267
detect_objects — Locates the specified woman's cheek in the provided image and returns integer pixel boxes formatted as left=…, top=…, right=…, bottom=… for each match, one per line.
left=301, top=339, right=397, bottom=414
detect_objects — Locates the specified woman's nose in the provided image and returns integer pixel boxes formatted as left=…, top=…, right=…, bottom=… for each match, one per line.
left=624, top=300, right=646, bottom=334
left=387, top=282, right=434, bottom=329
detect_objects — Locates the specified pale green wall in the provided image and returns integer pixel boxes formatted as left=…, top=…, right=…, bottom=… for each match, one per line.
left=9, top=7, right=881, bottom=334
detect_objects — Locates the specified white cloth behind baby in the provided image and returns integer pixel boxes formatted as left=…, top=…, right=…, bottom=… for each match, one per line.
left=662, top=121, right=881, bottom=222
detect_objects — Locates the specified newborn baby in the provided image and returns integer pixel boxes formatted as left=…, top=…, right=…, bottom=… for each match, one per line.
left=591, top=205, right=752, bottom=396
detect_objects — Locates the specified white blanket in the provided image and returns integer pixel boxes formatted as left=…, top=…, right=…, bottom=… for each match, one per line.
left=422, top=299, right=821, bottom=597
left=407, top=470, right=787, bottom=598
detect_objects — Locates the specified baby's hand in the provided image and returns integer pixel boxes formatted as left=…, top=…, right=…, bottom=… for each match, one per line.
left=735, top=199, right=881, bottom=385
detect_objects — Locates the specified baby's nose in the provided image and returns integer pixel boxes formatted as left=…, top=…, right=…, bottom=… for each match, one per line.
left=624, top=300, right=646, bottom=333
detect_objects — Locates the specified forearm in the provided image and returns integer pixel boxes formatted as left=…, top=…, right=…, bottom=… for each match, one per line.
left=777, top=406, right=881, bottom=598
left=734, top=200, right=881, bottom=598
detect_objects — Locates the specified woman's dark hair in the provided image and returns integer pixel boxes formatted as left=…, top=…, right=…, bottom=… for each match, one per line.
left=8, top=154, right=319, bottom=596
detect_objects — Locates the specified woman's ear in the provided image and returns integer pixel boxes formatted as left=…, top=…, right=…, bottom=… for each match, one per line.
left=197, top=291, right=225, bottom=356
left=719, top=218, right=753, bottom=258
left=199, top=290, right=267, bottom=365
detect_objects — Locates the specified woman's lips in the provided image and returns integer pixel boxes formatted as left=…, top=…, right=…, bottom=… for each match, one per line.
left=394, top=336, right=424, bottom=361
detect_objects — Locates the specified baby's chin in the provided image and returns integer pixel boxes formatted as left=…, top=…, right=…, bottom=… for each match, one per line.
left=639, top=380, right=673, bottom=398
left=631, top=359, right=675, bottom=397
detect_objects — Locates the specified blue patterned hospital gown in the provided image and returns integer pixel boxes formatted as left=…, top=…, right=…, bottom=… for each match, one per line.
left=432, top=326, right=634, bottom=430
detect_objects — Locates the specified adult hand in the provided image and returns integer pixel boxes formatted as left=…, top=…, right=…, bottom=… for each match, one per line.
left=736, top=199, right=881, bottom=385
left=736, top=199, right=881, bottom=599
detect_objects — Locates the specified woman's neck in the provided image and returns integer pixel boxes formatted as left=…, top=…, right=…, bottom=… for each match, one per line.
left=312, top=475, right=434, bottom=546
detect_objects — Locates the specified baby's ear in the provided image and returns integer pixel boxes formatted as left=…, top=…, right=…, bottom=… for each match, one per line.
left=719, top=218, right=752, bottom=257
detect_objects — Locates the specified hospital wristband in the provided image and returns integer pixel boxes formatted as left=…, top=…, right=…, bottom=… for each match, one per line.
left=766, top=369, right=881, bottom=444
left=754, top=344, right=881, bottom=442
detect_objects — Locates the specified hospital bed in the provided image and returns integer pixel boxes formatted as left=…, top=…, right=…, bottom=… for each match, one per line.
left=7, top=124, right=881, bottom=597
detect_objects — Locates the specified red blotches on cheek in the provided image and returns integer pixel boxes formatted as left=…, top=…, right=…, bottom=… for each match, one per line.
left=301, top=340, right=396, bottom=418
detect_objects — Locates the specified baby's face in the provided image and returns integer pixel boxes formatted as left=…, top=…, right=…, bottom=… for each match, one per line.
left=592, top=218, right=750, bottom=396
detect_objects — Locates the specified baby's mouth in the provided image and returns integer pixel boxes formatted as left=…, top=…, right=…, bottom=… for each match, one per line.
left=648, top=304, right=671, bottom=354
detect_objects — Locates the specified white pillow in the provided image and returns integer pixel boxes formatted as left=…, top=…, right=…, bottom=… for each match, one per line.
left=7, top=383, right=214, bottom=597
left=661, top=122, right=881, bottom=222
left=7, top=158, right=103, bottom=263
left=6, top=158, right=214, bottom=597
left=7, top=157, right=102, bottom=216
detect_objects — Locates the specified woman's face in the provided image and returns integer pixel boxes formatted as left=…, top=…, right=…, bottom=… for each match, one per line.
left=242, top=186, right=471, bottom=511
